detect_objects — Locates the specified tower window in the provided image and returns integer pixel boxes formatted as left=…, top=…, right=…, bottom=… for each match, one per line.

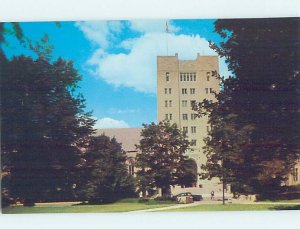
left=210, top=88, right=213, bottom=93
left=190, top=100, right=196, bottom=107
left=191, top=126, right=196, bottom=133
left=169, top=88, right=172, bottom=94
left=191, top=139, right=197, bottom=146
left=294, top=168, right=299, bottom=182
left=191, top=113, right=197, bottom=120
left=166, top=72, right=170, bottom=81
left=169, top=100, right=172, bottom=107
left=165, top=100, right=168, bottom=107
left=183, top=126, right=188, bottom=134
left=165, top=113, right=172, bottom=120
left=205, top=88, right=209, bottom=94
left=206, top=71, right=210, bottom=81
left=182, top=114, right=188, bottom=120
left=182, top=88, right=187, bottom=94
left=190, top=88, right=195, bottom=94
left=182, top=100, right=187, bottom=107
left=164, top=88, right=167, bottom=94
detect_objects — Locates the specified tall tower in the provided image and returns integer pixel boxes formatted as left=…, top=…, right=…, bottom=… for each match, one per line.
left=157, top=53, right=220, bottom=186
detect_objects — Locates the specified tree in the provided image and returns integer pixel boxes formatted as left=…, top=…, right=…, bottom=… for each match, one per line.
left=81, top=135, right=136, bottom=204
left=177, top=159, right=198, bottom=188
left=136, top=121, right=190, bottom=198
left=1, top=53, right=95, bottom=206
left=196, top=18, right=300, bottom=197
left=0, top=22, right=57, bottom=59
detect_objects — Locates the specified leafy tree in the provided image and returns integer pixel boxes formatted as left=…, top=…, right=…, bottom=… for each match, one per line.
left=81, top=135, right=136, bottom=204
left=177, top=159, right=198, bottom=188
left=0, top=22, right=57, bottom=59
left=136, top=121, right=190, bottom=198
left=196, top=18, right=300, bottom=197
left=1, top=53, right=95, bottom=206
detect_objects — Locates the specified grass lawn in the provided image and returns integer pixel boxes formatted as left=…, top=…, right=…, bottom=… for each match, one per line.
left=2, top=198, right=175, bottom=214
left=160, top=203, right=300, bottom=212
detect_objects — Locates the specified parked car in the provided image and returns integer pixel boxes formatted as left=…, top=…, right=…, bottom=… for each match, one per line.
left=172, top=192, right=203, bottom=202
left=191, top=194, right=203, bottom=201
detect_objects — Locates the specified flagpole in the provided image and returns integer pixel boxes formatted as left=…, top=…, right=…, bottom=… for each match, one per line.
left=166, top=21, right=169, bottom=56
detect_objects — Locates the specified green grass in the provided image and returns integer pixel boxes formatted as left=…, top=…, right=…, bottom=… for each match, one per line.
left=2, top=198, right=175, bottom=214
left=259, top=198, right=300, bottom=203
left=160, top=203, right=300, bottom=212
left=3, top=198, right=300, bottom=213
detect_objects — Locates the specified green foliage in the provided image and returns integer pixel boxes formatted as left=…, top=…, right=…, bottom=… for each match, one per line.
left=1, top=53, right=95, bottom=205
left=81, top=135, right=136, bottom=204
left=0, top=22, right=56, bottom=59
left=177, top=159, right=198, bottom=187
left=136, top=121, right=190, bottom=197
left=196, top=18, right=300, bottom=196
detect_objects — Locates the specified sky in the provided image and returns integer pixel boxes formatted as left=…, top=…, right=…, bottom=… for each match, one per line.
left=2, top=19, right=231, bottom=128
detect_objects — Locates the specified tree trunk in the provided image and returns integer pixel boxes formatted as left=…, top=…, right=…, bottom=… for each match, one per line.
left=161, top=186, right=171, bottom=198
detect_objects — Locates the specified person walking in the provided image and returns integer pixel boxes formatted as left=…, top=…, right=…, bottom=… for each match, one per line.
left=211, top=190, right=214, bottom=200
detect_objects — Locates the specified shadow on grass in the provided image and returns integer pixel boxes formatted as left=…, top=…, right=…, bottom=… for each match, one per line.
left=270, top=205, right=300, bottom=210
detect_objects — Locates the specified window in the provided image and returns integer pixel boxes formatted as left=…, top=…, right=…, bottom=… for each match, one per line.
left=165, top=100, right=168, bottom=107
left=183, top=73, right=186, bottom=81
left=166, top=72, right=170, bottom=81
left=187, top=73, right=189, bottom=81
left=191, top=139, right=197, bottom=146
left=169, top=100, right=172, bottom=107
left=190, top=88, right=195, bottom=94
left=165, top=114, right=172, bottom=120
left=180, top=73, right=183, bottom=81
left=129, top=164, right=135, bottom=175
left=169, top=88, right=172, bottom=94
left=193, top=73, right=196, bottom=81
left=190, top=100, right=196, bottom=107
left=205, top=88, right=209, bottom=94
left=182, top=100, right=187, bottom=107
left=191, top=126, right=196, bottom=133
left=164, top=88, right=167, bottom=94
left=206, top=71, right=210, bottom=81
left=182, top=88, right=187, bottom=94
left=183, top=126, right=188, bottom=134
left=191, top=113, right=197, bottom=120
left=294, top=168, right=299, bottom=182
left=210, top=88, right=213, bottom=93
left=182, top=114, right=188, bottom=120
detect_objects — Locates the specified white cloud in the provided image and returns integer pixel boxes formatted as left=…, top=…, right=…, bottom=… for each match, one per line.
left=87, top=32, right=230, bottom=93
left=78, top=20, right=232, bottom=93
left=75, top=21, right=124, bottom=48
left=94, top=117, right=130, bottom=129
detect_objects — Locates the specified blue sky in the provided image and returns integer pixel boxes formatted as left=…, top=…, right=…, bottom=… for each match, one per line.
left=2, top=19, right=230, bottom=128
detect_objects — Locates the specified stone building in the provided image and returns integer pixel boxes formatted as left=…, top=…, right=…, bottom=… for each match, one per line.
left=157, top=53, right=220, bottom=187
left=95, top=128, right=142, bottom=176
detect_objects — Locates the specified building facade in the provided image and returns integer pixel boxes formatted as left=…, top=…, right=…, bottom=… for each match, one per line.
left=157, top=53, right=220, bottom=186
